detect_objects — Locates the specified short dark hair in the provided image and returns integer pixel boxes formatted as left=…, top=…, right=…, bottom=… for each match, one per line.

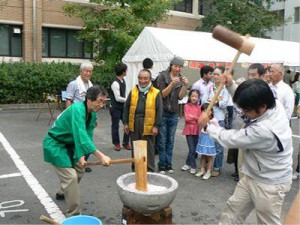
left=248, top=63, right=266, bottom=76
left=86, top=85, right=106, bottom=101
left=115, top=62, right=127, bottom=76
left=142, top=58, right=153, bottom=69
left=200, top=65, right=214, bottom=78
left=214, top=66, right=225, bottom=73
left=187, top=89, right=200, bottom=103
left=233, top=79, right=275, bottom=113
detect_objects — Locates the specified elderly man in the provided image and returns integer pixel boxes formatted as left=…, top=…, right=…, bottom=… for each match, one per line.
left=269, top=64, right=294, bottom=119
left=43, top=85, right=111, bottom=217
left=156, top=56, right=188, bottom=174
left=65, top=61, right=94, bottom=108
left=65, top=61, right=94, bottom=172
left=123, top=69, right=162, bottom=172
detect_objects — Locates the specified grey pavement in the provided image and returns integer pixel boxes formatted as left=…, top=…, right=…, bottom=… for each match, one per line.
left=0, top=108, right=299, bottom=224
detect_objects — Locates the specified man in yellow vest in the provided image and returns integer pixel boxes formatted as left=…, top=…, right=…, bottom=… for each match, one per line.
left=123, top=69, right=163, bottom=172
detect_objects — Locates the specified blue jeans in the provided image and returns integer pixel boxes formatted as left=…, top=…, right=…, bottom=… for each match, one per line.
left=214, top=120, right=225, bottom=171
left=157, top=112, right=179, bottom=170
left=185, top=135, right=198, bottom=169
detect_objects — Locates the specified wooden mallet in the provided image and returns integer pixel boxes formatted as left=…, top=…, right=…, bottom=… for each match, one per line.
left=40, top=215, right=61, bottom=225
left=206, top=25, right=255, bottom=114
left=86, top=140, right=148, bottom=191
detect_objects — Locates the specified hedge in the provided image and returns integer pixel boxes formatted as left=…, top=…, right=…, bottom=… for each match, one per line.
left=0, top=62, right=115, bottom=104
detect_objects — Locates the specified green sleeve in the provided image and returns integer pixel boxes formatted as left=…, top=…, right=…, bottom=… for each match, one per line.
left=71, top=106, right=97, bottom=161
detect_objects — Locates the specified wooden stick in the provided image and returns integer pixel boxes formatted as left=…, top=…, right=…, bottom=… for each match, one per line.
left=86, top=158, right=135, bottom=166
left=133, top=140, right=147, bottom=192
left=40, top=215, right=61, bottom=225
left=206, top=34, right=251, bottom=115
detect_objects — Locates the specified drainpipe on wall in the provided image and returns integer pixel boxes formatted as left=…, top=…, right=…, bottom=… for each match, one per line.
left=33, top=0, right=37, bottom=63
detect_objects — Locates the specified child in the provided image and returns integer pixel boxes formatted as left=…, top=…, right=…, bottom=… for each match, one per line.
left=181, top=90, right=202, bottom=174
left=195, top=103, right=219, bottom=180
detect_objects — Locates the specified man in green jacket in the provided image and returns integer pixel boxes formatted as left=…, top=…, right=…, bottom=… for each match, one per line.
left=43, top=85, right=111, bottom=217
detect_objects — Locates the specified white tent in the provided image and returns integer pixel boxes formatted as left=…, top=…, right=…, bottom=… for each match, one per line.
left=123, top=26, right=300, bottom=93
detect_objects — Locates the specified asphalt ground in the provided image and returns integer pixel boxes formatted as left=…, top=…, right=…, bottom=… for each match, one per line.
left=0, top=108, right=299, bottom=224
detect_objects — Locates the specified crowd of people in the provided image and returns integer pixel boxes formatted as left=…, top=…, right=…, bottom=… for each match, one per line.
left=41, top=58, right=298, bottom=224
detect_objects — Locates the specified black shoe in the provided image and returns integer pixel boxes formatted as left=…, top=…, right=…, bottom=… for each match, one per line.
left=234, top=176, right=239, bottom=182
left=85, top=167, right=92, bottom=173
left=231, top=172, right=238, bottom=177
left=56, top=193, right=65, bottom=200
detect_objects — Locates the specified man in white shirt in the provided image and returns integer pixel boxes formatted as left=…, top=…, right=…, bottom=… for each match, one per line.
left=269, top=64, right=294, bottom=119
left=191, top=65, right=214, bottom=104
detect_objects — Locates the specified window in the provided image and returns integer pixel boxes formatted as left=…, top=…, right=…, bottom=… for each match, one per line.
left=0, top=24, right=22, bottom=57
left=295, top=7, right=300, bottom=23
left=42, top=28, right=92, bottom=59
left=174, top=0, right=193, bottom=13
left=198, top=0, right=212, bottom=16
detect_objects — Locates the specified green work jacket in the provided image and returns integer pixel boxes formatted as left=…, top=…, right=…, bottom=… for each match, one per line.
left=43, top=102, right=97, bottom=167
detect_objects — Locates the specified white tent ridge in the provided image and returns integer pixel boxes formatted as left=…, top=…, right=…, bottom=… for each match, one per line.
left=123, top=26, right=300, bottom=94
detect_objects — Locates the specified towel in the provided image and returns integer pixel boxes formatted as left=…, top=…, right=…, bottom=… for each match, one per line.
left=76, top=75, right=93, bottom=96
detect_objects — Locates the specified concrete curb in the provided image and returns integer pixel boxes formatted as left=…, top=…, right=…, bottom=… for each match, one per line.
left=0, top=103, right=58, bottom=110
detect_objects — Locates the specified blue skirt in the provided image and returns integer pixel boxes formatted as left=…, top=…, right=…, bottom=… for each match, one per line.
left=196, top=133, right=217, bottom=156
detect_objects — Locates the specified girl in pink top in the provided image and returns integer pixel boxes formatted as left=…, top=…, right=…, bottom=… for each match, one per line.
left=181, top=89, right=202, bottom=174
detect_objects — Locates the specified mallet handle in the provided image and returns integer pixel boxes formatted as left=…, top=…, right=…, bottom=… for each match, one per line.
left=86, top=158, right=135, bottom=166
left=40, top=215, right=61, bottom=225
left=206, top=34, right=250, bottom=115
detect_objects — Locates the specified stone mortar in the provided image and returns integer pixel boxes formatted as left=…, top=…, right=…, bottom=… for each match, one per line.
left=116, top=172, right=178, bottom=214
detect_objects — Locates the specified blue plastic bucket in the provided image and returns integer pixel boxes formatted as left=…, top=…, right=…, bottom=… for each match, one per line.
left=62, top=215, right=102, bottom=225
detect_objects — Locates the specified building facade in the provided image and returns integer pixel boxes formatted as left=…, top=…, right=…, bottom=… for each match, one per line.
left=266, top=0, right=300, bottom=42
left=0, top=0, right=204, bottom=63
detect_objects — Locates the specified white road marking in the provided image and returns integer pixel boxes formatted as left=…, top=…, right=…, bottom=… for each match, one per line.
left=292, top=135, right=300, bottom=139
left=0, top=173, right=22, bottom=179
left=0, top=132, right=65, bottom=222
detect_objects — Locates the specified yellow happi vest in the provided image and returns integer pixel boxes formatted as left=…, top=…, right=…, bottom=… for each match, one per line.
left=129, top=86, right=159, bottom=135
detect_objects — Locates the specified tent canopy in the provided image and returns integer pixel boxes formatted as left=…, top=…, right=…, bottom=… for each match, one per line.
left=123, top=27, right=300, bottom=93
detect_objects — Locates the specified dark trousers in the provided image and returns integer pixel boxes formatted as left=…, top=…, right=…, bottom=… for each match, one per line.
left=109, top=106, right=129, bottom=145
left=129, top=117, right=155, bottom=172
left=185, top=135, right=198, bottom=169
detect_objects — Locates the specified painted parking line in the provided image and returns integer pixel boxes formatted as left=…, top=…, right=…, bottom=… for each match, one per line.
left=0, top=132, right=65, bottom=222
left=292, top=135, right=300, bottom=139
left=0, top=173, right=22, bottom=179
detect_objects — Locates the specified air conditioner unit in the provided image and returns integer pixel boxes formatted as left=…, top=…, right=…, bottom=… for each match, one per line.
left=13, top=28, right=21, bottom=34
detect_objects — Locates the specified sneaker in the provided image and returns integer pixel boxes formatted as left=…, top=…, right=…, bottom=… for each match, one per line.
left=195, top=169, right=205, bottom=177
left=85, top=167, right=92, bottom=173
left=211, top=170, right=220, bottom=177
left=203, top=172, right=211, bottom=180
left=167, top=168, right=174, bottom=174
left=190, top=168, right=196, bottom=174
left=122, top=143, right=132, bottom=150
left=181, top=165, right=191, bottom=171
left=158, top=170, right=166, bottom=175
left=114, top=144, right=121, bottom=151
left=292, top=172, right=299, bottom=180
left=56, top=193, right=65, bottom=200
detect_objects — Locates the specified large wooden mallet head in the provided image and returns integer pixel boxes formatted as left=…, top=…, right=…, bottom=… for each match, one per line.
left=212, top=25, right=255, bottom=55
left=203, top=25, right=255, bottom=115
